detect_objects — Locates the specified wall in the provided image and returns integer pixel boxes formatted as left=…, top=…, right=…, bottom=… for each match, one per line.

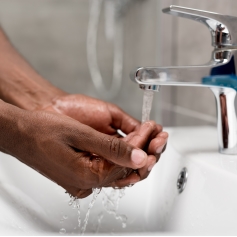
left=0, top=0, right=236, bottom=127
left=0, top=0, right=159, bottom=123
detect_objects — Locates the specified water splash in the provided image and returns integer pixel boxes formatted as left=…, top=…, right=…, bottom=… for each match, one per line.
left=81, top=188, right=101, bottom=235
left=142, top=90, right=154, bottom=123
left=68, top=196, right=76, bottom=206
left=59, top=228, right=66, bottom=234
left=95, top=211, right=104, bottom=233
left=98, top=188, right=127, bottom=229
left=61, top=187, right=127, bottom=234
left=59, top=215, right=67, bottom=222
left=76, top=199, right=81, bottom=229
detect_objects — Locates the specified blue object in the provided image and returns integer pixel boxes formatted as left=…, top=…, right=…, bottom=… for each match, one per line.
left=202, top=75, right=237, bottom=91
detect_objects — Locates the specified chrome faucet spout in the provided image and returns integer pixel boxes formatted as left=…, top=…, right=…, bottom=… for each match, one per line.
left=131, top=50, right=233, bottom=88
left=130, top=5, right=237, bottom=155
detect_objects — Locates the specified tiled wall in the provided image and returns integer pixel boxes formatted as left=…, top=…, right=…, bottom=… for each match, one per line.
left=0, top=0, right=236, bottom=127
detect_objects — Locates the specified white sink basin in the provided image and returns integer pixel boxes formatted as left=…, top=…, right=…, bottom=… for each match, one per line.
left=1, top=126, right=237, bottom=235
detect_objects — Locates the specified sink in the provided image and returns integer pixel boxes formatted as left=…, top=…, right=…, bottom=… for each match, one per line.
left=1, top=126, right=237, bottom=235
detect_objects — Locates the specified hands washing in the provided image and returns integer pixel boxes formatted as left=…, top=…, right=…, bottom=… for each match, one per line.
left=0, top=27, right=168, bottom=198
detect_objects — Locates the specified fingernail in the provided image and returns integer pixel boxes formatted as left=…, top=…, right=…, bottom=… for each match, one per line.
left=131, top=149, right=146, bottom=165
left=148, top=163, right=156, bottom=172
left=156, top=144, right=165, bottom=154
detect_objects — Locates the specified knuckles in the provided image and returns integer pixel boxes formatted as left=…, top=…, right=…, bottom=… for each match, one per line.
left=109, top=136, right=121, bottom=159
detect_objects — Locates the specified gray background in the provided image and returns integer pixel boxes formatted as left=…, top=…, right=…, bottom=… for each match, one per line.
left=0, top=0, right=235, bottom=127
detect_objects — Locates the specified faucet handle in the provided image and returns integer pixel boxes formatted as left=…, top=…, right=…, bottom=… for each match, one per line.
left=163, top=5, right=237, bottom=48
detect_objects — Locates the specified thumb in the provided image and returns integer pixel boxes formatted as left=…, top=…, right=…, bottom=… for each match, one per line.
left=71, top=123, right=148, bottom=169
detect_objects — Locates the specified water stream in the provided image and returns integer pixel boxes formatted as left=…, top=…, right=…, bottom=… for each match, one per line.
left=59, top=188, right=101, bottom=235
left=95, top=188, right=126, bottom=233
left=142, top=90, right=154, bottom=123
left=81, top=188, right=101, bottom=235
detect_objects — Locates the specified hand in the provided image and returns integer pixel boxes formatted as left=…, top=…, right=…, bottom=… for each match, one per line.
left=116, top=121, right=168, bottom=187
left=41, top=94, right=143, bottom=135
left=3, top=104, right=163, bottom=198
left=40, top=94, right=168, bottom=183
left=0, top=27, right=168, bottom=199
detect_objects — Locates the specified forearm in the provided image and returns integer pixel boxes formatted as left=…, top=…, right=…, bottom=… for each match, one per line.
left=0, top=99, right=27, bottom=157
left=0, top=27, right=66, bottom=110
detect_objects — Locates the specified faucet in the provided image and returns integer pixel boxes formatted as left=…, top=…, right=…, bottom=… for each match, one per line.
left=130, top=5, right=237, bottom=155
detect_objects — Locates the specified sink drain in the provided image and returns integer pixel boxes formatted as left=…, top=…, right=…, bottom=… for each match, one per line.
left=177, top=167, right=188, bottom=193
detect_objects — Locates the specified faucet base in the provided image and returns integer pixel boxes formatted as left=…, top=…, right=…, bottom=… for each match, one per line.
left=220, top=147, right=237, bottom=155
left=211, top=87, right=237, bottom=155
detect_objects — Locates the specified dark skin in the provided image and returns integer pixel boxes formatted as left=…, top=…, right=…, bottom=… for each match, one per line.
left=0, top=27, right=168, bottom=198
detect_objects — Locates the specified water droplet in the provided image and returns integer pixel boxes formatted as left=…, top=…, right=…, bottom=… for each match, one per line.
left=59, top=228, right=66, bottom=234
left=101, top=188, right=127, bottom=229
left=63, top=215, right=68, bottom=220
left=95, top=212, right=104, bottom=233
left=93, top=187, right=102, bottom=195
left=72, top=201, right=77, bottom=209
left=68, top=197, right=76, bottom=206
left=76, top=199, right=80, bottom=209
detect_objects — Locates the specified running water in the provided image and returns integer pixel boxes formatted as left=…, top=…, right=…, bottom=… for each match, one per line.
left=95, top=188, right=127, bottom=233
left=81, top=188, right=101, bottom=235
left=59, top=195, right=81, bottom=234
left=95, top=211, right=104, bottom=233
left=142, top=90, right=154, bottom=123
left=76, top=199, right=81, bottom=229
left=60, top=186, right=127, bottom=234
left=61, top=188, right=101, bottom=235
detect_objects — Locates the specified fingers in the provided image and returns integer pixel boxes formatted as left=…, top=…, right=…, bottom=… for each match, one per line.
left=70, top=122, right=148, bottom=170
left=63, top=186, right=93, bottom=199
left=137, top=132, right=168, bottom=177
left=69, top=120, right=167, bottom=190
left=120, top=125, right=168, bottom=181
left=147, top=132, right=168, bottom=155
left=109, top=104, right=163, bottom=137
left=137, top=154, right=160, bottom=181
left=123, top=121, right=159, bottom=147
left=112, top=154, right=158, bottom=187
left=111, top=171, right=141, bottom=188
left=108, top=104, right=140, bottom=135
left=110, top=154, right=158, bottom=186
left=119, top=121, right=165, bottom=181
